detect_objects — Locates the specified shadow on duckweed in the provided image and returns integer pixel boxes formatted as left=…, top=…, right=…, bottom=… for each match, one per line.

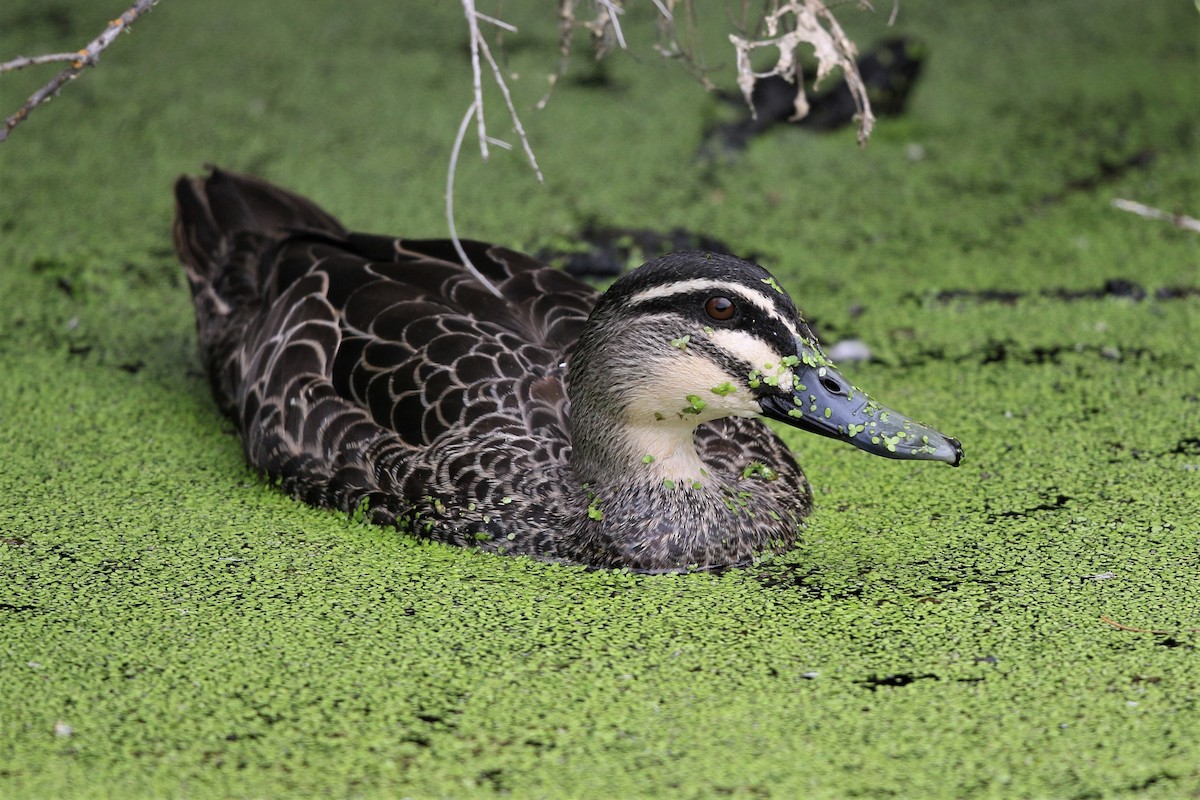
left=907, top=279, right=1200, bottom=307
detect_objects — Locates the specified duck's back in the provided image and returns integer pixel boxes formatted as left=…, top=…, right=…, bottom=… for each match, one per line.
left=173, top=169, right=598, bottom=556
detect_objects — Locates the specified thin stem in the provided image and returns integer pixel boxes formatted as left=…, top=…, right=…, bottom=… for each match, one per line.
left=1, top=0, right=158, bottom=144
left=0, top=52, right=88, bottom=73
left=475, top=29, right=543, bottom=182
left=461, top=0, right=489, bottom=161
left=1112, top=198, right=1200, bottom=233
left=447, top=101, right=505, bottom=299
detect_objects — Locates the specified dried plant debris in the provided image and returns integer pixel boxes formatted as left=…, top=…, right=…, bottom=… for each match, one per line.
left=727, top=0, right=876, bottom=145
left=705, top=37, right=926, bottom=155
left=537, top=224, right=744, bottom=277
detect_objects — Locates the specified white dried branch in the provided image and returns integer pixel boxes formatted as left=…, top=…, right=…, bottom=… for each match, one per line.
left=462, top=0, right=490, bottom=161
left=0, top=0, right=158, bottom=144
left=0, top=52, right=89, bottom=72
left=594, top=0, right=628, bottom=51
left=1112, top=198, right=1200, bottom=234
left=474, top=25, right=543, bottom=182
left=728, top=0, right=875, bottom=145
left=473, top=11, right=518, bottom=33
left=449, top=0, right=876, bottom=291
left=446, top=101, right=505, bottom=298
left=458, top=0, right=542, bottom=179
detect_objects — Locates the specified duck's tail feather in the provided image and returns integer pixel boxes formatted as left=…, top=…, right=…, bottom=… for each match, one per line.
left=173, top=167, right=346, bottom=295
left=172, top=167, right=348, bottom=415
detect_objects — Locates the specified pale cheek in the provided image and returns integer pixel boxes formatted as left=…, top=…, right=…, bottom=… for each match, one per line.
left=622, top=354, right=763, bottom=424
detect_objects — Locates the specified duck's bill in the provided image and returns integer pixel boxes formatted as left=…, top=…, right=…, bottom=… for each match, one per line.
left=757, top=340, right=964, bottom=466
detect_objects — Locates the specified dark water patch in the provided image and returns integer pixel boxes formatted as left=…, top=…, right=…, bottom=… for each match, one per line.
left=907, top=278, right=1200, bottom=307
left=1156, top=637, right=1195, bottom=650
left=903, top=563, right=1018, bottom=598
left=751, top=564, right=866, bottom=601
left=887, top=339, right=1177, bottom=370
left=1124, top=774, right=1179, bottom=793
left=538, top=225, right=741, bottom=278
left=0, top=603, right=39, bottom=613
left=986, top=494, right=1072, bottom=524
left=713, top=784, right=772, bottom=797
left=1169, top=437, right=1200, bottom=456
left=476, top=769, right=508, bottom=792
left=1038, top=149, right=1157, bottom=207
left=857, top=673, right=938, bottom=691
left=1155, top=286, right=1200, bottom=300
left=1107, top=438, right=1200, bottom=464
left=1041, top=148, right=1152, bottom=206
left=46, top=543, right=80, bottom=563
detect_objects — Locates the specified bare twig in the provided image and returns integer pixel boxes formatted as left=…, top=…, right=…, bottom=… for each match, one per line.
left=449, top=1, right=545, bottom=295
left=0, top=53, right=91, bottom=72
left=595, top=0, right=628, bottom=51
left=538, top=0, right=654, bottom=110
left=447, top=0, right=877, bottom=290
left=461, top=0, right=490, bottom=161
left=446, top=100, right=505, bottom=299
left=0, top=0, right=158, bottom=144
left=1112, top=198, right=1200, bottom=234
left=474, top=26, right=543, bottom=183
left=458, top=0, right=543, bottom=180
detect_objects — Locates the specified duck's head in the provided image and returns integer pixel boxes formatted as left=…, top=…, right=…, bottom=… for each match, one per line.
left=567, top=251, right=963, bottom=483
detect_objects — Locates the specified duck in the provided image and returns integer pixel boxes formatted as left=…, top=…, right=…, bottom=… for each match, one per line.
left=173, top=168, right=962, bottom=572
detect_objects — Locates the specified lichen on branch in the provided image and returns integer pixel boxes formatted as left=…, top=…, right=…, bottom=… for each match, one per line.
left=0, top=0, right=158, bottom=144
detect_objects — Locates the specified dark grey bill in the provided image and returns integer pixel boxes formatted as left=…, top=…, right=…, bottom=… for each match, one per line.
left=757, top=338, right=964, bottom=466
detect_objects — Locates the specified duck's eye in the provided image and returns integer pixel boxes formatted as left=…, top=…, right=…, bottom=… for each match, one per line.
left=705, top=296, right=736, bottom=321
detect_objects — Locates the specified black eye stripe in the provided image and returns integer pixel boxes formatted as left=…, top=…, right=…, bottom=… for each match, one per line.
left=614, top=294, right=807, bottom=350
left=612, top=280, right=814, bottom=344
left=681, top=335, right=759, bottom=382
left=621, top=290, right=752, bottom=318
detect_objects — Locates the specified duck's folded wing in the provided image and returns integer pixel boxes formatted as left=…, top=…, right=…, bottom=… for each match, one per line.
left=175, top=167, right=597, bottom=531
left=255, top=233, right=596, bottom=447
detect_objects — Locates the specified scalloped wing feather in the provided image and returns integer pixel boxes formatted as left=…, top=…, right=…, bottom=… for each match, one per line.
left=175, top=171, right=599, bottom=556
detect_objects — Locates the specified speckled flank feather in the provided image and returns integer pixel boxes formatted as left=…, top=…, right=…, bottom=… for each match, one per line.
left=173, top=169, right=958, bottom=571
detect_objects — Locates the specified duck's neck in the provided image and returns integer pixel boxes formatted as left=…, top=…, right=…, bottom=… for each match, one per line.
left=566, top=405, right=801, bottom=570
left=568, top=398, right=715, bottom=491
left=562, top=328, right=804, bottom=569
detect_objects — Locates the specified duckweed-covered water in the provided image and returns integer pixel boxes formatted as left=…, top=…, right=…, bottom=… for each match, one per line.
left=1, top=2, right=1197, bottom=797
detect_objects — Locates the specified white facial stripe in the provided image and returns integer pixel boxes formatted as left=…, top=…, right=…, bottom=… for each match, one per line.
left=626, top=278, right=802, bottom=340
